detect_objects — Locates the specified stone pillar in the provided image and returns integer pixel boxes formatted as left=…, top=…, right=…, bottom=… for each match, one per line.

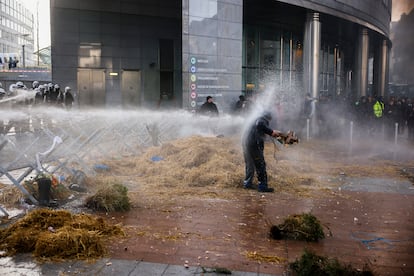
left=357, top=28, right=369, bottom=97
left=303, top=12, right=321, bottom=136
left=304, top=12, right=321, bottom=100
left=378, top=39, right=389, bottom=97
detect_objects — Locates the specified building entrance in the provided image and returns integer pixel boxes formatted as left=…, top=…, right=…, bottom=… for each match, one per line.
left=121, top=70, right=141, bottom=108
left=77, top=69, right=105, bottom=107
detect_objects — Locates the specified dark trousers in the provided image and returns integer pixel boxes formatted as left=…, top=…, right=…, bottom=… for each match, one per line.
left=243, top=145, right=267, bottom=185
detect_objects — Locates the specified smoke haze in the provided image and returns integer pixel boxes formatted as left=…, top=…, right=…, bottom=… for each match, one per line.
left=392, top=0, right=414, bottom=21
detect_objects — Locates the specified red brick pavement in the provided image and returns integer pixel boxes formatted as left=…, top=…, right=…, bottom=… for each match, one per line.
left=106, top=188, right=414, bottom=275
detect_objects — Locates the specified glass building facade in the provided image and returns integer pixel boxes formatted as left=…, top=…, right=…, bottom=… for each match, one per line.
left=50, top=0, right=391, bottom=113
left=0, top=0, right=34, bottom=69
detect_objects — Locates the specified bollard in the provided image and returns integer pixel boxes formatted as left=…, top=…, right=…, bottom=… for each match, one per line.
left=394, top=122, right=398, bottom=145
left=306, top=118, right=310, bottom=141
left=350, top=121, right=353, bottom=154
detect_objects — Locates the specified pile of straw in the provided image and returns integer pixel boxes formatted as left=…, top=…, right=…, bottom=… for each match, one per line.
left=290, top=249, right=373, bottom=275
left=0, top=180, right=71, bottom=207
left=270, top=213, right=325, bottom=242
left=0, top=208, right=123, bottom=260
left=85, top=183, right=131, bottom=212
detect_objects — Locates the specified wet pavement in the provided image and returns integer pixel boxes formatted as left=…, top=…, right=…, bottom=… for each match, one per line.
left=1, top=141, right=414, bottom=275
left=2, top=176, right=412, bottom=275
left=105, top=188, right=413, bottom=276
left=0, top=254, right=276, bottom=275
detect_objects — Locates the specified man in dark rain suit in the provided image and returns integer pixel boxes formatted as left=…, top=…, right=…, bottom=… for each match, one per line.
left=242, top=111, right=283, bottom=192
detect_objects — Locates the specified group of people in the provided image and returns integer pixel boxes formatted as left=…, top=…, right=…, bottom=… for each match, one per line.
left=197, top=91, right=414, bottom=194
left=198, top=94, right=254, bottom=117
left=353, top=95, right=414, bottom=140
left=0, top=56, right=19, bottom=70
left=232, top=95, right=253, bottom=114
left=5, top=80, right=75, bottom=110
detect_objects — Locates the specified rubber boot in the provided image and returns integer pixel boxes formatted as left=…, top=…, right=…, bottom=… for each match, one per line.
left=37, top=178, right=51, bottom=206
left=258, top=182, right=274, bottom=193
left=243, top=180, right=256, bottom=190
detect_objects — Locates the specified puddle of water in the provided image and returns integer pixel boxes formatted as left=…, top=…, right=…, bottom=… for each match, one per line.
left=0, top=256, right=41, bottom=275
left=341, top=177, right=414, bottom=194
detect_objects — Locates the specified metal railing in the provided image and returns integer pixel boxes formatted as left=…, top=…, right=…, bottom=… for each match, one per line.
left=0, top=107, right=244, bottom=214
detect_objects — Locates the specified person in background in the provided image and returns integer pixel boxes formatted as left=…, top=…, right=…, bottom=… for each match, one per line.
left=199, top=95, right=219, bottom=117
left=9, top=57, right=18, bottom=69
left=44, top=83, right=53, bottom=104
left=34, top=85, right=46, bottom=105
left=233, top=95, right=246, bottom=114
left=407, top=101, right=414, bottom=141
left=0, top=82, right=5, bottom=99
left=242, top=111, right=283, bottom=193
left=32, top=81, right=40, bottom=89
left=50, top=84, right=60, bottom=105
left=62, top=86, right=74, bottom=110
left=372, top=96, right=385, bottom=134
left=303, top=92, right=316, bottom=119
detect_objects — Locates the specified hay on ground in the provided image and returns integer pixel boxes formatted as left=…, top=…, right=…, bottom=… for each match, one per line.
left=85, top=183, right=131, bottom=212
left=245, top=251, right=286, bottom=264
left=0, top=208, right=123, bottom=260
left=34, top=226, right=104, bottom=259
left=270, top=213, right=325, bottom=242
left=0, top=180, right=71, bottom=207
left=290, top=249, right=373, bottom=275
left=96, top=136, right=244, bottom=191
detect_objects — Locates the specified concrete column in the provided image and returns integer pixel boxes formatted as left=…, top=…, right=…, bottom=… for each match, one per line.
left=357, top=28, right=369, bottom=97
left=304, top=12, right=321, bottom=100
left=303, top=12, right=321, bottom=136
left=378, top=39, right=389, bottom=97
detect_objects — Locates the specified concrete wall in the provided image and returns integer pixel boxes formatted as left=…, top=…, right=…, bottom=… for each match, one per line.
left=182, top=0, right=243, bottom=113
left=50, top=0, right=181, bottom=108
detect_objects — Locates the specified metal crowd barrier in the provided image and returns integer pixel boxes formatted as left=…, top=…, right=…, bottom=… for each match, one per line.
left=0, top=108, right=243, bottom=211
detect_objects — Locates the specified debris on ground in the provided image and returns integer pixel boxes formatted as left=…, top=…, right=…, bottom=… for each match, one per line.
left=289, top=249, right=373, bottom=275
left=0, top=178, right=71, bottom=207
left=94, top=164, right=110, bottom=171
left=85, top=183, right=131, bottom=212
left=245, top=251, right=286, bottom=264
left=100, top=136, right=244, bottom=191
left=61, top=170, right=89, bottom=193
left=399, top=168, right=414, bottom=184
left=0, top=208, right=124, bottom=261
left=269, top=213, right=325, bottom=242
left=201, top=266, right=232, bottom=274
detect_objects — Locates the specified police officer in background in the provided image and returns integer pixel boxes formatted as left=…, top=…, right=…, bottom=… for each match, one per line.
left=62, top=86, right=74, bottom=110
left=199, top=96, right=219, bottom=117
left=34, top=84, right=46, bottom=105
left=32, top=81, right=40, bottom=89
left=50, top=84, right=60, bottom=105
left=242, top=111, right=283, bottom=192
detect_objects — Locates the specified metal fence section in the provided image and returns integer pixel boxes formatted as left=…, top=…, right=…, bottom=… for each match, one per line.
left=0, top=108, right=245, bottom=209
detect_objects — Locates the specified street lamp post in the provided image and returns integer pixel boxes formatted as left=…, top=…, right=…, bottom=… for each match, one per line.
left=20, top=34, right=30, bottom=69
left=22, top=44, right=26, bottom=68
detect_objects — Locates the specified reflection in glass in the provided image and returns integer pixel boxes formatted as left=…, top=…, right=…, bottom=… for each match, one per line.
left=243, top=26, right=306, bottom=93
left=79, top=44, right=101, bottom=67
left=189, top=0, right=217, bottom=20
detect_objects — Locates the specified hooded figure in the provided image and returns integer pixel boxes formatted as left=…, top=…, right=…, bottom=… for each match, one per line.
left=241, top=111, right=282, bottom=192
